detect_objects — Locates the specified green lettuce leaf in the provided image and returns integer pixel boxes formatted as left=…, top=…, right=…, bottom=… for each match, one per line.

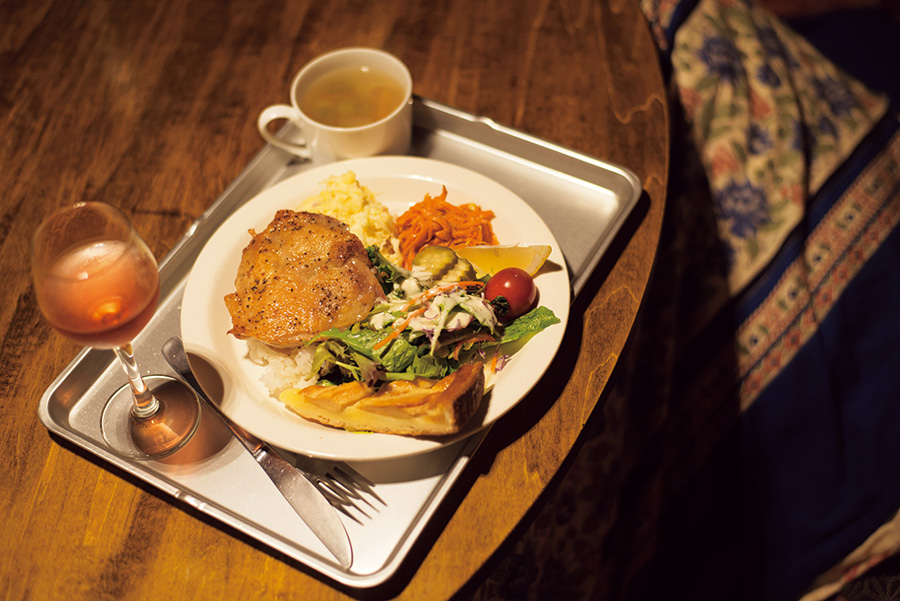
left=498, top=306, right=561, bottom=345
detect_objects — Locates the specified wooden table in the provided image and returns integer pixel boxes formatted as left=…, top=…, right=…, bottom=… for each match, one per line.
left=0, top=0, right=668, bottom=599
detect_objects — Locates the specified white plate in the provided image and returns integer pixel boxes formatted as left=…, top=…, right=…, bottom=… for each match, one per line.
left=181, top=156, right=570, bottom=461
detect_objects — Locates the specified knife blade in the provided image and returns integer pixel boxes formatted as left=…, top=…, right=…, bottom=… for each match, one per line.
left=161, top=336, right=352, bottom=568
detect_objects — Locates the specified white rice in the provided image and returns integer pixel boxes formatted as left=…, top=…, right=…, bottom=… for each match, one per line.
left=246, top=339, right=317, bottom=397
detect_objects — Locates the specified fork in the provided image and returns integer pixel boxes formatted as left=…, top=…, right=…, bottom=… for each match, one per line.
left=292, top=458, right=386, bottom=523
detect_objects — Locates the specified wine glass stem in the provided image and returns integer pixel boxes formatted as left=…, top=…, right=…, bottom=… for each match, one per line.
left=113, top=343, right=160, bottom=419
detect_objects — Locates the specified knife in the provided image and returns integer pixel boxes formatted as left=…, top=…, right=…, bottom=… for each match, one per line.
left=161, top=336, right=353, bottom=568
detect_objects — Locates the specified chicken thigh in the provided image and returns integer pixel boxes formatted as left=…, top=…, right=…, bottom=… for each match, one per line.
left=224, top=210, right=384, bottom=347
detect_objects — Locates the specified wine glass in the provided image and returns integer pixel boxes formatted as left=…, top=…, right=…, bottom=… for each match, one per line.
left=32, top=201, right=201, bottom=460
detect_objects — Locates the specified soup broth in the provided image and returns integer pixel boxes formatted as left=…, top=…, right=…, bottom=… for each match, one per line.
left=298, top=66, right=406, bottom=128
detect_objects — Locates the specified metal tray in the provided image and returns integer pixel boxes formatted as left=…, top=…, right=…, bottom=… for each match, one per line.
left=37, top=97, right=642, bottom=588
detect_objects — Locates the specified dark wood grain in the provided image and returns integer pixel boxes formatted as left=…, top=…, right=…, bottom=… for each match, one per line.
left=0, top=0, right=668, bottom=599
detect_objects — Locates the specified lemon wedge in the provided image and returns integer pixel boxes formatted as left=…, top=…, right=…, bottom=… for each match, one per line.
left=455, top=244, right=552, bottom=276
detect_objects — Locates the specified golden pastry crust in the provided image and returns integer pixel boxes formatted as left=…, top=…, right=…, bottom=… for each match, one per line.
left=279, top=363, right=486, bottom=436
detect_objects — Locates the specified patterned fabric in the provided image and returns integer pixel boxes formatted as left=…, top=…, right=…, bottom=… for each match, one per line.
left=803, top=511, right=900, bottom=601
left=474, top=1, right=900, bottom=601
left=650, top=4, right=900, bottom=598
left=673, top=0, right=886, bottom=295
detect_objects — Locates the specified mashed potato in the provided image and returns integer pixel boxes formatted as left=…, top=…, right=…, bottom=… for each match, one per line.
left=297, top=171, right=401, bottom=263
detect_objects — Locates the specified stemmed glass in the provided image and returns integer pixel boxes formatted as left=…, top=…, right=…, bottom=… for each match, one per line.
left=32, top=201, right=201, bottom=460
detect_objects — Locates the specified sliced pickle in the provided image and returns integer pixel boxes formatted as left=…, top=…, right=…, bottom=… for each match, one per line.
left=411, top=246, right=476, bottom=286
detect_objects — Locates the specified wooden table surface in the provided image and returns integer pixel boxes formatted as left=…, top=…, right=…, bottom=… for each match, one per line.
left=0, top=0, right=668, bottom=599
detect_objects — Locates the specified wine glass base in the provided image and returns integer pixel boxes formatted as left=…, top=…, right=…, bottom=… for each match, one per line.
left=101, top=375, right=202, bottom=460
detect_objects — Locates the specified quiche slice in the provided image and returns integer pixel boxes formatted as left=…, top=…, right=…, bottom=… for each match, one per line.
left=279, top=363, right=485, bottom=437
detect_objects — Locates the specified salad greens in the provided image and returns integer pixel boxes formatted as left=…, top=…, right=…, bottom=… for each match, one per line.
left=308, top=246, right=560, bottom=386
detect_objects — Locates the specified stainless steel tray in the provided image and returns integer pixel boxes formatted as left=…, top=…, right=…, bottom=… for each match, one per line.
left=37, top=97, right=642, bottom=588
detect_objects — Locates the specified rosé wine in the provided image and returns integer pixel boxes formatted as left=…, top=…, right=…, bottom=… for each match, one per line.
left=35, top=239, right=160, bottom=348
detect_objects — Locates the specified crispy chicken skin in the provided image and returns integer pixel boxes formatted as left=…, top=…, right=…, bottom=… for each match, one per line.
left=224, top=210, right=385, bottom=347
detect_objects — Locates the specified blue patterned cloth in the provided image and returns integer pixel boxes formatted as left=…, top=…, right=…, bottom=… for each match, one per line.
left=641, top=0, right=900, bottom=599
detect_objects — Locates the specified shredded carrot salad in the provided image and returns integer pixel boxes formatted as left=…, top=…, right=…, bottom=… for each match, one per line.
left=396, top=186, right=499, bottom=269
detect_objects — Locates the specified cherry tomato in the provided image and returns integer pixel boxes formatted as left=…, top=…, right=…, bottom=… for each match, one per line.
left=484, top=267, right=537, bottom=322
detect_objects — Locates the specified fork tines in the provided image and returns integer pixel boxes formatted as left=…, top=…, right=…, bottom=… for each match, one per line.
left=315, top=464, right=386, bottom=523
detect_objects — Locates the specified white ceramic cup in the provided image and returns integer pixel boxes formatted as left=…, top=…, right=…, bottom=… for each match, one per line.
left=257, top=47, right=413, bottom=163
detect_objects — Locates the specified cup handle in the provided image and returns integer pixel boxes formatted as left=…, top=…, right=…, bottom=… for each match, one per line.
left=257, top=104, right=311, bottom=158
